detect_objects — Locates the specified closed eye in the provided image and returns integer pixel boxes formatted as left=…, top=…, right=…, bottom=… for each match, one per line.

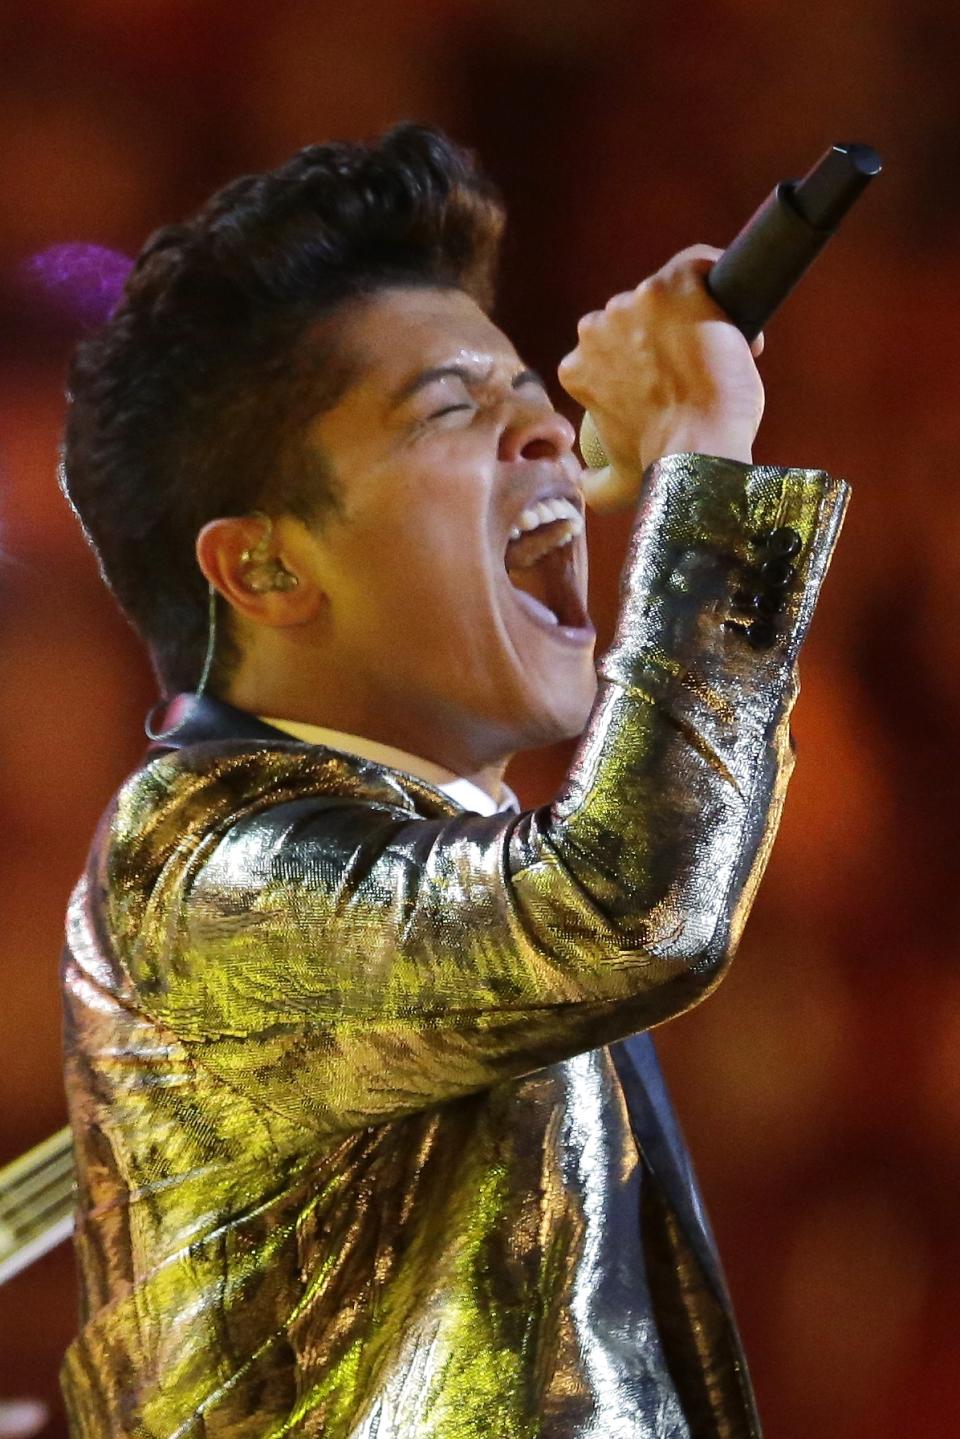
left=513, top=369, right=547, bottom=394
left=429, top=404, right=473, bottom=420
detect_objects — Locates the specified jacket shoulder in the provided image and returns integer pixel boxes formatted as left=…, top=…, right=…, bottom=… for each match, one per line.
left=95, top=739, right=439, bottom=927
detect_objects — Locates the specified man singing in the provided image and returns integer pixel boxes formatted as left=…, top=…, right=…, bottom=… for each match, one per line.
left=60, top=124, right=847, bottom=1437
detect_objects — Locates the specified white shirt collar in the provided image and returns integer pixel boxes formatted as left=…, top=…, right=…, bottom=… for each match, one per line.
left=258, top=717, right=519, bottom=817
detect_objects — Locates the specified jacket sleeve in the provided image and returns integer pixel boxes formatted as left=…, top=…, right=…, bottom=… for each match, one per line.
left=116, top=454, right=848, bottom=1135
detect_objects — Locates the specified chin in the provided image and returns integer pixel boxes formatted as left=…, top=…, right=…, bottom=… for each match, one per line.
left=515, top=663, right=599, bottom=751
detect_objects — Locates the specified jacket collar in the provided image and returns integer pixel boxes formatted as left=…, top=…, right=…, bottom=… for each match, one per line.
left=144, top=693, right=489, bottom=821
left=146, top=693, right=291, bottom=756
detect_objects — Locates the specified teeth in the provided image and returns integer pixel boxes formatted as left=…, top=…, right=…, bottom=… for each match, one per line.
left=509, top=495, right=583, bottom=541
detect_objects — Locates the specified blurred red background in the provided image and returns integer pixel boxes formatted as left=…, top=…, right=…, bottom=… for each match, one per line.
left=1, top=1, right=958, bottom=1435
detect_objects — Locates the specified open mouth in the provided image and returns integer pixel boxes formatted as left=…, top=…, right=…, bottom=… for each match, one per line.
left=504, top=496, right=591, bottom=633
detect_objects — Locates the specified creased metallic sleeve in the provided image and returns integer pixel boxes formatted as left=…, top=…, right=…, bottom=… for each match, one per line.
left=62, top=453, right=848, bottom=1439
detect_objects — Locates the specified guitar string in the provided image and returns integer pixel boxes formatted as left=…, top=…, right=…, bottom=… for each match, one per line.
left=0, top=1156, right=74, bottom=1211
left=0, top=1175, right=75, bottom=1241
left=0, top=1151, right=76, bottom=1243
left=0, top=1133, right=72, bottom=1194
left=12, top=1182, right=76, bottom=1235
left=0, top=1149, right=74, bottom=1209
left=0, top=1185, right=75, bottom=1249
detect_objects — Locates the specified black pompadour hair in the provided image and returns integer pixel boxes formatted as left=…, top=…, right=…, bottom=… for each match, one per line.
left=62, top=123, right=505, bottom=693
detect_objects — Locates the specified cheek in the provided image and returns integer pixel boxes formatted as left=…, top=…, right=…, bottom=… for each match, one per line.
left=330, top=505, right=493, bottom=646
left=370, top=473, right=494, bottom=592
left=324, top=444, right=501, bottom=650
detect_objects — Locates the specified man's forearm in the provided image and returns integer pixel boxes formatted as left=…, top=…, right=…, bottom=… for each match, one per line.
left=513, top=451, right=848, bottom=1009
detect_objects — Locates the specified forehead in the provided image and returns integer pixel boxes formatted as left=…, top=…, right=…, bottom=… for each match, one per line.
left=333, top=286, right=522, bottom=397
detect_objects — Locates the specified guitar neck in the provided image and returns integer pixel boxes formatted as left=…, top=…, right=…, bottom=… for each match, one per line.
left=0, top=1127, right=75, bottom=1285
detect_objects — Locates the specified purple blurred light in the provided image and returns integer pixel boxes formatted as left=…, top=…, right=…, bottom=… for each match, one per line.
left=18, top=243, right=134, bottom=328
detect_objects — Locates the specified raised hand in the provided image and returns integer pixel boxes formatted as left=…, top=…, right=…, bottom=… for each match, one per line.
left=558, top=245, right=765, bottom=511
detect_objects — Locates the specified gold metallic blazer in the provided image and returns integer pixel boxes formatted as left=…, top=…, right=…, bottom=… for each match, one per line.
left=61, top=456, right=847, bottom=1438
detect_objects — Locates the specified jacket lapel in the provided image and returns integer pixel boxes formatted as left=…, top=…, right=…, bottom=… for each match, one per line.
left=610, top=1032, right=731, bottom=1311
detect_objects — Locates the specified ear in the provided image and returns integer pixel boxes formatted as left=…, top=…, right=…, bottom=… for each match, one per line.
left=195, top=515, right=325, bottom=628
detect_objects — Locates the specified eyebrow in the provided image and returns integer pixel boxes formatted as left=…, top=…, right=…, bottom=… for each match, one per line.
left=390, top=364, right=547, bottom=409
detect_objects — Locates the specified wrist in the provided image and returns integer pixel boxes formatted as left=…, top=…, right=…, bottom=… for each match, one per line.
left=644, top=423, right=755, bottom=469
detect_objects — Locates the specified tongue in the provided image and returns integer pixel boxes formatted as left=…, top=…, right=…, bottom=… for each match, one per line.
left=506, top=541, right=583, bottom=628
left=507, top=558, right=557, bottom=618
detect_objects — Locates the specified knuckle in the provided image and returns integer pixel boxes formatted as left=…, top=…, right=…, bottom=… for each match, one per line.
left=681, top=242, right=722, bottom=263
left=659, top=244, right=721, bottom=284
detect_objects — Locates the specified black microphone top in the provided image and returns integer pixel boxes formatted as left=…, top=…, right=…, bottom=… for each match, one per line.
left=789, top=143, right=883, bottom=230
left=705, top=140, right=883, bottom=341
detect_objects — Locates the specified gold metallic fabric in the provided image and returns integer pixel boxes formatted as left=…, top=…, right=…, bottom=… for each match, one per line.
left=62, top=455, right=848, bottom=1438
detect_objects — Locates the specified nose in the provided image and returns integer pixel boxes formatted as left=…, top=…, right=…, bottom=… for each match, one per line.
left=498, top=404, right=577, bottom=465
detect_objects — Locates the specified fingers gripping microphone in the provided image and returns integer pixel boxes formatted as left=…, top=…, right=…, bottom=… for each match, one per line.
left=579, top=142, right=883, bottom=500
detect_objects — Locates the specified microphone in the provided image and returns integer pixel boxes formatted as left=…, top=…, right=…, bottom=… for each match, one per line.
left=579, top=142, right=883, bottom=508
